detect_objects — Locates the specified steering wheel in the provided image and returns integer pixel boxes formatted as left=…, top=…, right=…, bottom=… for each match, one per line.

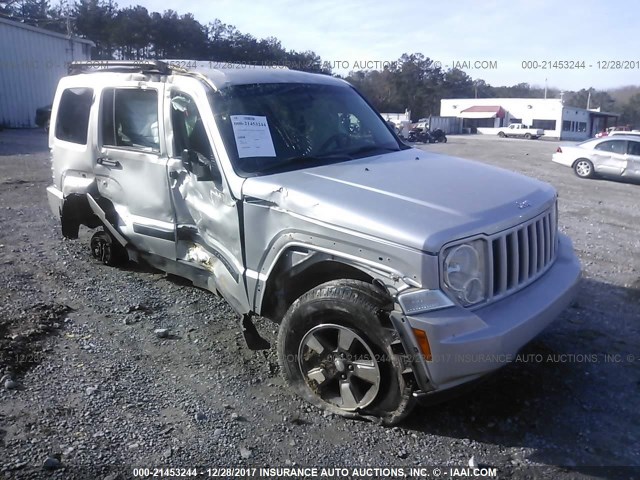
left=318, top=132, right=351, bottom=154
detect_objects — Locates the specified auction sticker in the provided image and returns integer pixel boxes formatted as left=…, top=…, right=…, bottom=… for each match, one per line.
left=230, top=115, right=276, bottom=158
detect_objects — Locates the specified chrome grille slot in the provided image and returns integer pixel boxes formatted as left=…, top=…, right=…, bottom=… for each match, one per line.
left=487, top=206, right=558, bottom=302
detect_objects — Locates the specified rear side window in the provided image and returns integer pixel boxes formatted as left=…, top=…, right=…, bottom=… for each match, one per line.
left=594, top=140, right=626, bottom=155
left=55, top=88, right=93, bottom=144
left=101, top=88, right=159, bottom=151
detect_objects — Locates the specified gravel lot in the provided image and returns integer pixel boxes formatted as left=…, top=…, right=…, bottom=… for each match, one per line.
left=0, top=130, right=638, bottom=479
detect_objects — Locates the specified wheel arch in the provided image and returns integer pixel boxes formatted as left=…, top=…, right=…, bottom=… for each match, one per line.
left=257, top=247, right=394, bottom=323
left=60, top=193, right=101, bottom=238
left=571, top=157, right=592, bottom=168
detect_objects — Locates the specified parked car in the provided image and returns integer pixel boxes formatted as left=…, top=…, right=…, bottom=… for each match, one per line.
left=552, top=135, right=640, bottom=179
left=47, top=60, right=580, bottom=424
left=595, top=125, right=633, bottom=138
left=497, top=123, right=544, bottom=139
left=608, top=130, right=640, bottom=137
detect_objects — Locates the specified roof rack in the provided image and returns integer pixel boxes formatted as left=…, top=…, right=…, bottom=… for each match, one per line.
left=68, top=60, right=176, bottom=75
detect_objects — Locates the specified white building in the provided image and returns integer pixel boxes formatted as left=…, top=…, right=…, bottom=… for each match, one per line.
left=380, top=109, right=411, bottom=125
left=0, top=18, right=93, bottom=128
left=381, top=109, right=412, bottom=137
left=440, top=97, right=619, bottom=140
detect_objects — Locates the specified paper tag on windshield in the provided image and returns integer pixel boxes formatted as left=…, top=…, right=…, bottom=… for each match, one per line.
left=230, top=115, right=276, bottom=158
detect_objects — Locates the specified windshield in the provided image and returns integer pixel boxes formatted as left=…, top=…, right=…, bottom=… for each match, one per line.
left=209, top=83, right=402, bottom=176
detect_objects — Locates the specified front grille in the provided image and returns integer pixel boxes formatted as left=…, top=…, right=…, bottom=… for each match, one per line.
left=487, top=206, right=558, bottom=301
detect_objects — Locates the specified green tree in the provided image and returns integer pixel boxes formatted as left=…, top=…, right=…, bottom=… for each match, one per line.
left=619, top=92, right=640, bottom=127
left=111, top=6, right=153, bottom=59
left=442, top=68, right=474, bottom=98
left=564, top=88, right=615, bottom=111
left=73, top=0, right=117, bottom=59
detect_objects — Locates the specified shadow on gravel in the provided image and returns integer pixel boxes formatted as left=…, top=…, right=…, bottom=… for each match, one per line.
left=589, top=174, right=640, bottom=187
left=0, top=129, right=48, bottom=156
left=402, top=277, right=639, bottom=477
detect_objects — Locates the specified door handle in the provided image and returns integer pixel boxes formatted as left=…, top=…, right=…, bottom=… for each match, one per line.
left=97, top=157, right=122, bottom=168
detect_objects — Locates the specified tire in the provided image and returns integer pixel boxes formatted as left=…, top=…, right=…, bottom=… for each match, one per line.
left=573, top=158, right=595, bottom=179
left=441, top=136, right=447, bottom=143
left=498, top=131, right=506, bottom=138
left=90, top=230, right=128, bottom=266
left=524, top=133, right=532, bottom=139
left=277, top=280, right=414, bottom=425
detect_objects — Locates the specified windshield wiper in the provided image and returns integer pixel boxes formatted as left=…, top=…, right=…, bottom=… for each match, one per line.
left=256, top=146, right=400, bottom=175
left=340, top=145, right=400, bottom=158
left=258, top=153, right=349, bottom=175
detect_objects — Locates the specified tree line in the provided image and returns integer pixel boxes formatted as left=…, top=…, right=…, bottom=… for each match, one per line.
left=2, top=0, right=640, bottom=126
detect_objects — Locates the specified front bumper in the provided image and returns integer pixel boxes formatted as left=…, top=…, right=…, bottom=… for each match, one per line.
left=394, top=233, right=581, bottom=393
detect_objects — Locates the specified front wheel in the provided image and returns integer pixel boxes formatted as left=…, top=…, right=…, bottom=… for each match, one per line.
left=277, top=280, right=414, bottom=425
left=574, top=158, right=595, bottom=178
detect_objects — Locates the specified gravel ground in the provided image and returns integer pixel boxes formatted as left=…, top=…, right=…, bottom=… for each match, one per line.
left=0, top=130, right=638, bottom=479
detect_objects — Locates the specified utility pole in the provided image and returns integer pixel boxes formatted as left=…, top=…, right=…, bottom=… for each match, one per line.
left=586, top=90, right=591, bottom=110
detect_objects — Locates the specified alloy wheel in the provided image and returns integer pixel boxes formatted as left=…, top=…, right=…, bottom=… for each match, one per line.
left=298, top=324, right=381, bottom=411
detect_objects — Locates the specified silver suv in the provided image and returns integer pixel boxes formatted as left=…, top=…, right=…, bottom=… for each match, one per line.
left=47, top=60, right=581, bottom=424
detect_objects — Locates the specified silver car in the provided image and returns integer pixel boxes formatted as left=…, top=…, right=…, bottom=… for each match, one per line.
left=47, top=60, right=580, bottom=424
left=552, top=135, right=640, bottom=179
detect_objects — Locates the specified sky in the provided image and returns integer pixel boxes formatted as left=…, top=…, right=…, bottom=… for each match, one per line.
left=122, top=0, right=639, bottom=91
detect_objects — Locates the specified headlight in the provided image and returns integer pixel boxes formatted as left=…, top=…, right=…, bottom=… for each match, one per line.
left=442, top=239, right=487, bottom=306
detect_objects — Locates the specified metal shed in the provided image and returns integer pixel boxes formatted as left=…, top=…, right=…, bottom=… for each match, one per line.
left=0, top=17, right=94, bottom=128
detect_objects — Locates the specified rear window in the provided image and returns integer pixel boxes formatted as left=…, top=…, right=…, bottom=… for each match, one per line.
left=55, top=88, right=93, bottom=144
left=577, top=139, right=598, bottom=148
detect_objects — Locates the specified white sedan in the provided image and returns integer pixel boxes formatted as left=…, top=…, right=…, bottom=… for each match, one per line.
left=552, top=135, right=640, bottom=179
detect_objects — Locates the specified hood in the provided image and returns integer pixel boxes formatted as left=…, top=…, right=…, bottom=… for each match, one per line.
left=241, top=148, right=556, bottom=253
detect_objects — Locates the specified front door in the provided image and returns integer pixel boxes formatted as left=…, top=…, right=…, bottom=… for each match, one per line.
left=626, top=139, right=640, bottom=178
left=164, top=78, right=250, bottom=314
left=94, top=82, right=175, bottom=259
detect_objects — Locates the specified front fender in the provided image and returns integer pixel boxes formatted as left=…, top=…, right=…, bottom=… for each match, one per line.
left=242, top=203, right=438, bottom=314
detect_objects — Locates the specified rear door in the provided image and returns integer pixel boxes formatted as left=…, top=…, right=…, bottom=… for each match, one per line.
left=94, top=81, right=175, bottom=259
left=591, top=139, right=628, bottom=176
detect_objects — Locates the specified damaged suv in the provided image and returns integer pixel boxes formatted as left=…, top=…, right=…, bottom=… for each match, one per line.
left=47, top=61, right=581, bottom=424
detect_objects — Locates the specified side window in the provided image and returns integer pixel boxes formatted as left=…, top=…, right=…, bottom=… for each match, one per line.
left=55, top=87, right=93, bottom=144
left=595, top=140, right=626, bottom=155
left=628, top=141, right=640, bottom=156
left=170, top=92, right=213, bottom=160
left=101, top=88, right=159, bottom=151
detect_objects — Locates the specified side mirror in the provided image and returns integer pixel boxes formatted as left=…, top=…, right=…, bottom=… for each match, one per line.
left=181, top=149, right=223, bottom=185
